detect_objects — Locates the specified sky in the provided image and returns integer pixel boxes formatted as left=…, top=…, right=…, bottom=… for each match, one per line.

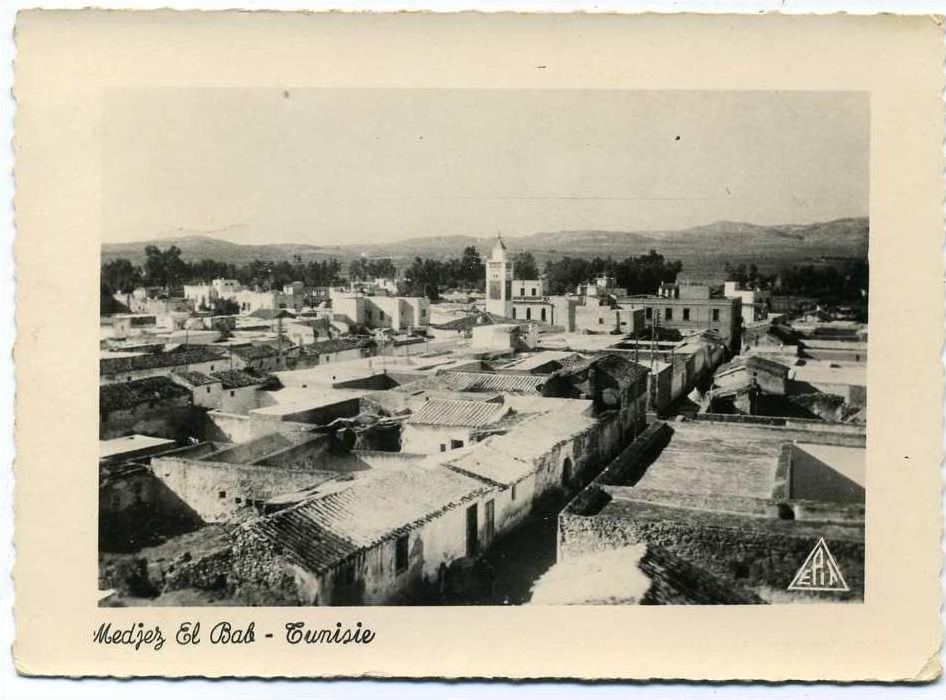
left=102, top=88, right=869, bottom=246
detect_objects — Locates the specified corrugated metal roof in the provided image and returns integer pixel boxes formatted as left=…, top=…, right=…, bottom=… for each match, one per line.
left=407, top=398, right=509, bottom=427
left=438, top=371, right=547, bottom=394
left=247, top=466, right=492, bottom=573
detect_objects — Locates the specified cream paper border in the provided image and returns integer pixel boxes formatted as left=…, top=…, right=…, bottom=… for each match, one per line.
left=11, top=10, right=944, bottom=681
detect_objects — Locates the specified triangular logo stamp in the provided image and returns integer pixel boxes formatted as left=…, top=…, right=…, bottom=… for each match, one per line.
left=788, top=537, right=849, bottom=592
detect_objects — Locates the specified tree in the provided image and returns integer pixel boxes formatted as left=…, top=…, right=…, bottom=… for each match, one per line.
left=513, top=251, right=539, bottom=279
left=143, top=245, right=188, bottom=289
left=101, top=258, right=143, bottom=294
left=458, top=246, right=483, bottom=288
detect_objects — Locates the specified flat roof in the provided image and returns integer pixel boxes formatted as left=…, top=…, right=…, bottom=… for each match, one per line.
left=791, top=363, right=866, bottom=387
left=99, top=434, right=176, bottom=459
left=500, top=350, right=578, bottom=372
left=250, top=389, right=367, bottom=417
left=631, top=419, right=866, bottom=506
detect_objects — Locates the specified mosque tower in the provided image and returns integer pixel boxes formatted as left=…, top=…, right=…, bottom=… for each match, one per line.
left=485, top=233, right=514, bottom=317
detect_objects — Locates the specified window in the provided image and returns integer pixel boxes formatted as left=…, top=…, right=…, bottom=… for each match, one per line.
left=206, top=386, right=211, bottom=393
left=682, top=308, right=690, bottom=321
left=520, top=287, right=525, bottom=296
left=526, top=308, right=532, bottom=320
left=218, top=490, right=226, bottom=499
left=598, top=317, right=604, bottom=325
left=712, top=309, right=720, bottom=322
left=540, top=308, right=547, bottom=322
left=235, top=497, right=242, bottom=504
left=665, top=308, right=673, bottom=321
left=511, top=484, right=517, bottom=501
left=531, top=288, right=537, bottom=296
left=210, top=365, right=215, bottom=371
left=451, top=439, right=464, bottom=449
left=645, top=308, right=653, bottom=320
left=395, top=535, right=409, bottom=573
left=440, top=444, right=447, bottom=452
left=511, top=307, right=517, bottom=319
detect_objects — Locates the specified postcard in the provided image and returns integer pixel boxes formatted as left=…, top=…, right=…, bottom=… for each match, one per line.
left=12, top=10, right=943, bottom=680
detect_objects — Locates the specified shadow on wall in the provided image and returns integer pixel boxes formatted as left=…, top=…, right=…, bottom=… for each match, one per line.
left=100, top=472, right=206, bottom=553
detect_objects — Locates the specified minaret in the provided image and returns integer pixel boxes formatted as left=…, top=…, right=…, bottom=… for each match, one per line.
left=485, top=233, right=514, bottom=317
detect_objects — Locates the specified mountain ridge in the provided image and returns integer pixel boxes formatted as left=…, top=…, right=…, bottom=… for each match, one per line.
left=102, top=217, right=868, bottom=268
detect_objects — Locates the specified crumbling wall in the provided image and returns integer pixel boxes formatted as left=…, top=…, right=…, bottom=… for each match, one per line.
left=151, top=456, right=334, bottom=523
left=560, top=502, right=864, bottom=601
left=99, top=469, right=205, bottom=553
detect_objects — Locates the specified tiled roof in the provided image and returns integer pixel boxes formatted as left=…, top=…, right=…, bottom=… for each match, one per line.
left=444, top=438, right=534, bottom=486
left=592, top=353, right=651, bottom=387
left=100, top=376, right=191, bottom=413
left=211, top=369, right=266, bottom=389
left=430, top=311, right=535, bottom=332
left=717, top=355, right=789, bottom=378
left=437, top=371, right=547, bottom=394
left=171, top=370, right=220, bottom=387
left=407, top=398, right=509, bottom=427
left=248, top=467, right=492, bottom=573
left=302, top=337, right=368, bottom=356
left=550, top=353, right=649, bottom=388
left=231, top=344, right=281, bottom=360
left=100, top=345, right=226, bottom=375
left=249, top=308, right=296, bottom=320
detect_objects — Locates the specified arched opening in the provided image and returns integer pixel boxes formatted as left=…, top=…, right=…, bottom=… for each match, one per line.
left=561, top=457, right=573, bottom=487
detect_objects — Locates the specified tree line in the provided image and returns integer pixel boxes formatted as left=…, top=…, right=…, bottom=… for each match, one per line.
left=101, top=245, right=348, bottom=294
left=724, top=259, right=869, bottom=303
left=102, top=244, right=687, bottom=302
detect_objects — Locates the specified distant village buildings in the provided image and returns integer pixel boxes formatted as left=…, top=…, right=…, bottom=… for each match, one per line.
left=99, top=239, right=866, bottom=607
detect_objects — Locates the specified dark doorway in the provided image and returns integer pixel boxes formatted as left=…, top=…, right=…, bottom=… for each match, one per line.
left=465, top=504, right=479, bottom=556
left=561, top=457, right=573, bottom=487
left=484, top=499, right=495, bottom=544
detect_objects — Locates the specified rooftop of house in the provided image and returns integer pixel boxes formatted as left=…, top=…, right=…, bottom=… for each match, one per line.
left=100, top=376, right=192, bottom=413
left=301, top=337, right=369, bottom=356
left=429, top=311, right=535, bottom=331
left=100, top=344, right=227, bottom=375
left=99, top=434, right=177, bottom=460
left=436, top=371, right=548, bottom=395
left=249, top=308, right=296, bottom=320
left=715, top=355, right=791, bottom=379
left=171, top=370, right=221, bottom=387
left=211, top=369, right=268, bottom=390
left=249, top=389, right=368, bottom=416
left=790, top=362, right=867, bottom=387
left=230, top=343, right=283, bottom=361
left=498, top=351, right=581, bottom=373
left=406, top=398, right=510, bottom=428
left=246, top=464, right=493, bottom=574
left=600, top=418, right=865, bottom=520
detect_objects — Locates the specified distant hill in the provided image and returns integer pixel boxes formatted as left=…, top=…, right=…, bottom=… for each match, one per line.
left=103, top=218, right=868, bottom=277
left=101, top=235, right=351, bottom=266
left=343, top=217, right=868, bottom=271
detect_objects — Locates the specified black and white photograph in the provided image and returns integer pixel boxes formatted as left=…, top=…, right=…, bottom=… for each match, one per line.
left=95, top=88, right=869, bottom=607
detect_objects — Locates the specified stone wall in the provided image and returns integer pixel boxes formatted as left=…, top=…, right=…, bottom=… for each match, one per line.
left=100, top=400, right=199, bottom=441
left=99, top=468, right=205, bottom=553
left=203, top=410, right=310, bottom=444
left=151, top=456, right=333, bottom=523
